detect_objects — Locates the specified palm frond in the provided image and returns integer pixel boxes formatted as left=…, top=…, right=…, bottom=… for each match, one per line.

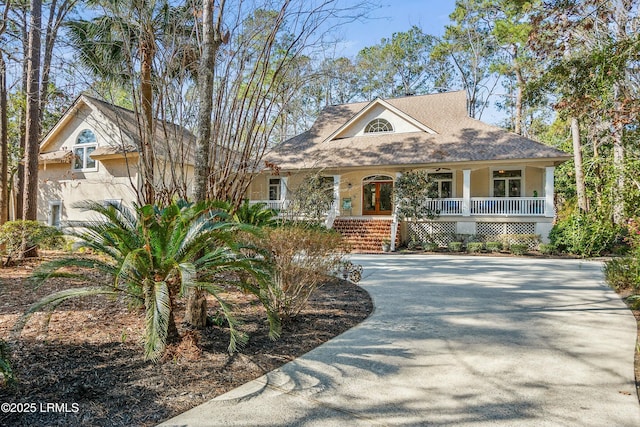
left=30, top=257, right=118, bottom=289
left=197, top=282, right=248, bottom=353
left=176, top=262, right=197, bottom=297
left=143, top=280, right=171, bottom=362
left=13, top=286, right=118, bottom=337
left=117, top=248, right=152, bottom=294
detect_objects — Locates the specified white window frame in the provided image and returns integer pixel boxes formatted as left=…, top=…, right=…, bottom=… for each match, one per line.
left=364, top=118, right=394, bottom=133
left=428, top=171, right=455, bottom=198
left=491, top=167, right=524, bottom=198
left=48, top=200, right=62, bottom=228
left=268, top=177, right=281, bottom=201
left=72, top=129, right=98, bottom=172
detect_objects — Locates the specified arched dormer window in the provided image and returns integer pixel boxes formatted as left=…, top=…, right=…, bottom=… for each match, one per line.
left=73, top=129, right=97, bottom=171
left=364, top=118, right=393, bottom=133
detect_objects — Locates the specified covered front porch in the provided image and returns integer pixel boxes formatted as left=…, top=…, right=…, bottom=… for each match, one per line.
left=249, top=165, right=557, bottom=220
left=248, top=165, right=558, bottom=251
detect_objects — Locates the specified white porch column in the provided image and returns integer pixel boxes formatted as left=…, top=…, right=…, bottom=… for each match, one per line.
left=390, top=172, right=402, bottom=251
left=332, top=175, right=340, bottom=215
left=462, top=169, right=471, bottom=217
left=544, top=166, right=555, bottom=218
left=280, top=176, right=288, bottom=208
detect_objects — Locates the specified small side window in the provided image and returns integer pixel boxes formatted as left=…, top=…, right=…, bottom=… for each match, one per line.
left=48, top=200, right=62, bottom=228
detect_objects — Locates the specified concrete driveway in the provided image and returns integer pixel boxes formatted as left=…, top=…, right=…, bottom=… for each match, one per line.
left=160, top=255, right=640, bottom=426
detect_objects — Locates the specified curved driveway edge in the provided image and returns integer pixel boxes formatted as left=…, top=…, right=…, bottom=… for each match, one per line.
left=159, top=255, right=640, bottom=426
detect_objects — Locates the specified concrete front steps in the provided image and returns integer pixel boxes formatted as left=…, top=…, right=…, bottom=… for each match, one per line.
left=332, top=218, right=398, bottom=253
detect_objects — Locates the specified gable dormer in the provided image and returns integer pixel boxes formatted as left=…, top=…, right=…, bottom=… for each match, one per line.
left=324, top=98, right=437, bottom=142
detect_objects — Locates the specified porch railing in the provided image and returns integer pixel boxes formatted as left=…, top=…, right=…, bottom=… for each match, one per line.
left=470, top=197, right=545, bottom=216
left=423, top=197, right=545, bottom=216
left=250, top=197, right=547, bottom=218
left=424, top=198, right=464, bottom=215
left=248, top=200, right=290, bottom=211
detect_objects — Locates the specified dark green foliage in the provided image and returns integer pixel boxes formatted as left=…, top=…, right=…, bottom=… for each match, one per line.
left=233, top=201, right=277, bottom=227
left=393, top=170, right=439, bottom=221
left=605, top=217, right=640, bottom=295
left=0, top=220, right=63, bottom=261
left=509, top=244, right=529, bottom=255
left=549, top=213, right=624, bottom=256
left=423, top=242, right=440, bottom=252
left=538, top=243, right=556, bottom=255
left=486, top=241, right=503, bottom=252
left=467, top=242, right=484, bottom=253
left=604, top=257, right=640, bottom=292
left=447, top=241, right=463, bottom=252
left=20, top=200, right=280, bottom=362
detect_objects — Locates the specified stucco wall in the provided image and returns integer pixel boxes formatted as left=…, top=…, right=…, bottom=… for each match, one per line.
left=471, top=168, right=489, bottom=197
left=38, top=105, right=139, bottom=224
left=38, top=161, right=138, bottom=224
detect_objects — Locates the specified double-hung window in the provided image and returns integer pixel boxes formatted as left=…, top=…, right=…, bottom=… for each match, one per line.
left=73, top=129, right=97, bottom=171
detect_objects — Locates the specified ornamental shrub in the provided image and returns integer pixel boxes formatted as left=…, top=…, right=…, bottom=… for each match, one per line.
left=447, top=241, right=463, bottom=252
left=549, top=212, right=624, bottom=256
left=509, top=244, right=529, bottom=255
left=423, top=242, right=439, bottom=252
left=538, top=243, right=556, bottom=255
left=467, top=242, right=484, bottom=253
left=250, top=226, right=349, bottom=320
left=0, top=220, right=63, bottom=262
left=486, top=241, right=503, bottom=253
left=605, top=217, right=640, bottom=293
left=604, top=257, right=640, bottom=291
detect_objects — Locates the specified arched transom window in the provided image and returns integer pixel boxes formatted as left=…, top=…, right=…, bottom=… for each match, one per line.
left=364, top=118, right=393, bottom=133
left=73, top=129, right=97, bottom=171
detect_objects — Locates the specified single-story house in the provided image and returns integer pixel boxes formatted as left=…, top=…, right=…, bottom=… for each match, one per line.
left=248, top=90, right=571, bottom=251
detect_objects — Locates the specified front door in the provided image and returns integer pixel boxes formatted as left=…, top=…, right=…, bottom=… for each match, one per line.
left=363, top=178, right=393, bottom=215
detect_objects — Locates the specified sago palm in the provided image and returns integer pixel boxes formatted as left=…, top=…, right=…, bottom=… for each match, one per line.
left=17, top=200, right=280, bottom=362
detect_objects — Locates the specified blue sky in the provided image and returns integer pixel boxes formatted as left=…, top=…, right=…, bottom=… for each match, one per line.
left=334, top=0, right=457, bottom=56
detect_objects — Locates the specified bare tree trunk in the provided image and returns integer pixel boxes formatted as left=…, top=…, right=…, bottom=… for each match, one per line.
left=22, top=0, right=42, bottom=257
left=15, top=7, right=29, bottom=221
left=0, top=53, right=8, bottom=224
left=38, top=0, right=75, bottom=125
left=0, top=2, right=10, bottom=224
left=571, top=117, right=588, bottom=212
left=185, top=0, right=226, bottom=329
left=514, top=57, right=524, bottom=135
left=140, top=30, right=156, bottom=205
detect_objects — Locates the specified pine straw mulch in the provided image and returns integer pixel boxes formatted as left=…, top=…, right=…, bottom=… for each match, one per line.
left=0, top=254, right=373, bottom=427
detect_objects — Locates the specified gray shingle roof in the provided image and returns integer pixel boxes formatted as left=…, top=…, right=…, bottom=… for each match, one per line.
left=266, top=91, right=570, bottom=170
